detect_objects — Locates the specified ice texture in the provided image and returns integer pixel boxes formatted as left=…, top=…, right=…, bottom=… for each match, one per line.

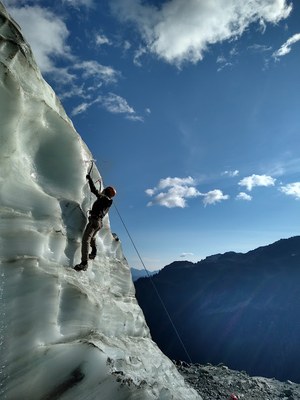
left=0, top=3, right=200, bottom=399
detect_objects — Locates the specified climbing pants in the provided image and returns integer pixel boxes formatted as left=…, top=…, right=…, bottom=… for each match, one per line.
left=81, top=217, right=102, bottom=264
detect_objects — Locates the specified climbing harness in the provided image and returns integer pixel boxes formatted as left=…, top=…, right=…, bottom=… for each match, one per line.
left=113, top=203, right=193, bottom=364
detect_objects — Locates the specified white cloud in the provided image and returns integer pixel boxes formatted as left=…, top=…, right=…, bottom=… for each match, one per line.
left=148, top=186, right=200, bottom=208
left=146, top=176, right=201, bottom=208
left=7, top=5, right=72, bottom=73
left=146, top=177, right=231, bottom=208
left=95, top=34, right=111, bottom=46
left=201, top=189, right=229, bottom=206
left=145, top=188, right=155, bottom=196
left=157, top=176, right=196, bottom=190
left=6, top=4, right=120, bottom=89
left=236, top=192, right=252, bottom=201
left=111, top=0, right=292, bottom=66
left=238, top=174, right=276, bottom=191
left=280, top=182, right=300, bottom=199
left=273, top=33, right=300, bottom=58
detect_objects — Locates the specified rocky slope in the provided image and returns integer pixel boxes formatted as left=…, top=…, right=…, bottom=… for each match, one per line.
left=175, top=362, right=300, bottom=400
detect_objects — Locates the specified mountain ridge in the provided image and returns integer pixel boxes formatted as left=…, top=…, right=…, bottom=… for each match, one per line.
left=134, top=235, right=300, bottom=383
left=156, top=235, right=300, bottom=273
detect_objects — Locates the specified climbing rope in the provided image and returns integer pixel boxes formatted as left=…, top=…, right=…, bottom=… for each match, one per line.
left=113, top=203, right=193, bottom=364
left=87, top=158, right=192, bottom=362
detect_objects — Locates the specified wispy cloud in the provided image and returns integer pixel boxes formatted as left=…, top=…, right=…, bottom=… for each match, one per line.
left=5, top=2, right=142, bottom=121
left=71, top=92, right=143, bottom=120
left=273, top=33, right=300, bottom=58
left=180, top=252, right=194, bottom=258
left=59, top=83, right=92, bottom=100
left=259, top=156, right=300, bottom=178
left=62, top=0, right=94, bottom=8
left=100, top=92, right=135, bottom=114
left=111, top=0, right=292, bottom=66
left=100, top=93, right=143, bottom=121
left=280, top=182, right=300, bottom=200
left=236, top=192, right=252, bottom=201
left=71, top=102, right=92, bottom=116
left=238, top=174, right=276, bottom=191
left=222, top=170, right=239, bottom=177
left=248, top=44, right=272, bottom=53
left=133, top=47, right=147, bottom=67
left=217, top=61, right=233, bottom=72
left=216, top=46, right=238, bottom=72
left=73, top=61, right=119, bottom=84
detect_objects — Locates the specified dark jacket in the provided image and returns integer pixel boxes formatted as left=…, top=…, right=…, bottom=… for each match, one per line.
left=88, top=177, right=112, bottom=219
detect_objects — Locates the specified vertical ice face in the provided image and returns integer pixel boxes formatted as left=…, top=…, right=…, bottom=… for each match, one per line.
left=0, top=3, right=201, bottom=399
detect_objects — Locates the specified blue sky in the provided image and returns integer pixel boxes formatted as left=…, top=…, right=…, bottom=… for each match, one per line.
left=4, top=0, right=300, bottom=270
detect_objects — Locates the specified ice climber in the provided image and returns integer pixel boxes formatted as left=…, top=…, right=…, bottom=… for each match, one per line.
left=74, top=173, right=116, bottom=271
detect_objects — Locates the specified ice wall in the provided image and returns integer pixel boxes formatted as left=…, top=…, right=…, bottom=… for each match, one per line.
left=0, top=3, right=200, bottom=399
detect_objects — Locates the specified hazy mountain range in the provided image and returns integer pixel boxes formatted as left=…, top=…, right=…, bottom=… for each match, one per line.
left=134, top=236, right=300, bottom=383
left=131, top=267, right=159, bottom=281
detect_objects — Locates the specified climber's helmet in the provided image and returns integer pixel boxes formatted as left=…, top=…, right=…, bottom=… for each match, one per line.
left=104, top=186, right=117, bottom=198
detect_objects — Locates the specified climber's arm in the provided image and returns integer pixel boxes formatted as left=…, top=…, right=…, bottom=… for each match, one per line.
left=86, top=174, right=99, bottom=197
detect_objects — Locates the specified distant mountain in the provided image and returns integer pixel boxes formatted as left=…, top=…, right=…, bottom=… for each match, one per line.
left=134, top=236, right=300, bottom=383
left=131, top=267, right=159, bottom=282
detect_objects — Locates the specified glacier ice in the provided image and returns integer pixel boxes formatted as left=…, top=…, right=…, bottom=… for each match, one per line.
left=0, top=3, right=201, bottom=399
